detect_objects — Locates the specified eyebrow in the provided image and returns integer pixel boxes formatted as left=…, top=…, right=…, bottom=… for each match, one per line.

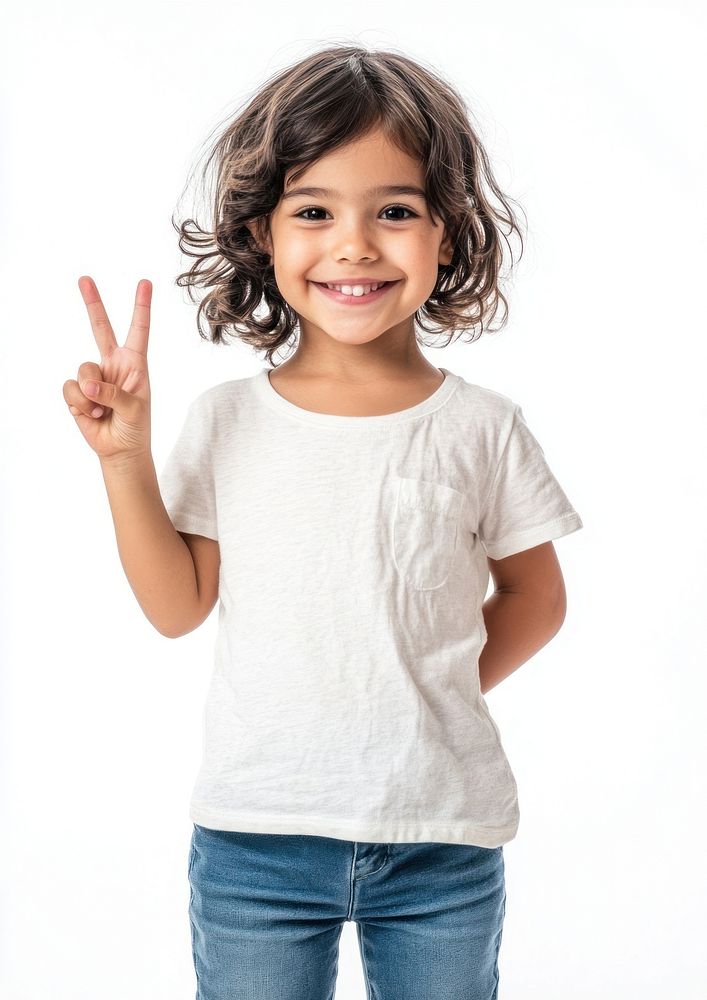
left=281, top=184, right=428, bottom=202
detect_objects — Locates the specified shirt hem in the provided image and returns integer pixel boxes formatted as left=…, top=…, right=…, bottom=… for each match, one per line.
left=189, top=805, right=519, bottom=849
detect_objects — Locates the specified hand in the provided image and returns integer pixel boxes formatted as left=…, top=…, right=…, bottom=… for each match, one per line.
left=64, top=276, right=154, bottom=462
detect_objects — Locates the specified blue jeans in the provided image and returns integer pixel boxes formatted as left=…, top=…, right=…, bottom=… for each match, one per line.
left=188, top=823, right=507, bottom=999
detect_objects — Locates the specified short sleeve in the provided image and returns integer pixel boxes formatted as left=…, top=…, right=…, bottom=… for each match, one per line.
left=157, top=393, right=218, bottom=540
left=478, top=404, right=583, bottom=560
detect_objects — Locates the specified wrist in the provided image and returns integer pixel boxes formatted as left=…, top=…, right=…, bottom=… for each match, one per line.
left=99, top=450, right=154, bottom=475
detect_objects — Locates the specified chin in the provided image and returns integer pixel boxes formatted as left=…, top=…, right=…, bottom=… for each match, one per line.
left=305, top=323, right=390, bottom=347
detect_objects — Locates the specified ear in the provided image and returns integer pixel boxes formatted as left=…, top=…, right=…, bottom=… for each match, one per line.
left=438, top=225, right=455, bottom=267
left=245, top=218, right=273, bottom=259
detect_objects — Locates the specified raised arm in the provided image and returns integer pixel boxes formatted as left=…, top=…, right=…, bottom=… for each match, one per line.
left=63, top=276, right=215, bottom=638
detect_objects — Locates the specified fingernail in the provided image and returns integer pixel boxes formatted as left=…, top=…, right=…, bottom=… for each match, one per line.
left=91, top=406, right=104, bottom=417
left=85, top=381, right=98, bottom=395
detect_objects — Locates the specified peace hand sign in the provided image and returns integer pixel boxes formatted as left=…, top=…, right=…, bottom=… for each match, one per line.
left=64, top=276, right=154, bottom=462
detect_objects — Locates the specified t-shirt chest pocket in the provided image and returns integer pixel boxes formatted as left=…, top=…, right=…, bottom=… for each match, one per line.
left=392, top=476, right=465, bottom=590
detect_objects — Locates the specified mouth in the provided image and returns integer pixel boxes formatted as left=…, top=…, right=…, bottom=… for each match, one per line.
left=310, top=280, right=400, bottom=305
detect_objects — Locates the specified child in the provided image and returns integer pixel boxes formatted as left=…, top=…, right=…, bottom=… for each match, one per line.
left=66, top=44, right=582, bottom=1000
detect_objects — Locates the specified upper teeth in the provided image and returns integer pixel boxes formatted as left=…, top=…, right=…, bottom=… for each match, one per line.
left=324, top=282, right=386, bottom=296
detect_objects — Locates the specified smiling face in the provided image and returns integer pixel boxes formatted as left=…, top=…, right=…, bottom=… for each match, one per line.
left=252, top=127, right=454, bottom=355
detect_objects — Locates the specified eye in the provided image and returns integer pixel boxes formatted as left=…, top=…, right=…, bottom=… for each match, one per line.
left=294, top=206, right=328, bottom=221
left=293, top=204, right=419, bottom=222
left=381, top=205, right=418, bottom=221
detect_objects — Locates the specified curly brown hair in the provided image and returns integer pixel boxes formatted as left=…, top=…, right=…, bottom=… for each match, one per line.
left=172, top=43, right=526, bottom=368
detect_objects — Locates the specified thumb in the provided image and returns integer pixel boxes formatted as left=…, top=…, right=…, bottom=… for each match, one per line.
left=80, top=373, right=136, bottom=417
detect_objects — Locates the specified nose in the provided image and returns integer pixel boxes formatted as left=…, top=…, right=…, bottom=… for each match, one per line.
left=330, top=217, right=379, bottom=262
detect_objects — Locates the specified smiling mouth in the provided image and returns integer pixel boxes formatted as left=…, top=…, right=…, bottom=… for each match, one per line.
left=311, top=280, right=400, bottom=304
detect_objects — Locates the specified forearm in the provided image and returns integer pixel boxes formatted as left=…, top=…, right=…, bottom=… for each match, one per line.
left=478, top=589, right=565, bottom=695
left=98, top=452, right=200, bottom=638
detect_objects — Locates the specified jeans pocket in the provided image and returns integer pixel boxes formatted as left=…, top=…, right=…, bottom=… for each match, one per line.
left=188, top=830, right=197, bottom=879
left=392, top=476, right=464, bottom=590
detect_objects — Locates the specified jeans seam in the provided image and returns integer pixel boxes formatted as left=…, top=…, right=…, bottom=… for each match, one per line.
left=357, top=923, right=377, bottom=1000
left=491, top=888, right=507, bottom=1000
left=188, top=834, right=201, bottom=998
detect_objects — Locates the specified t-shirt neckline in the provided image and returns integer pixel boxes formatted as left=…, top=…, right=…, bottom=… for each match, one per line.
left=253, top=366, right=461, bottom=428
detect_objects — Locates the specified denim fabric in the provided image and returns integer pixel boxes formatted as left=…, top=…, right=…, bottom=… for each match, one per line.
left=188, top=823, right=506, bottom=999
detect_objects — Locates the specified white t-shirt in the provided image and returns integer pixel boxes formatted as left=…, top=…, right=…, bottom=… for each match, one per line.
left=158, top=366, right=583, bottom=848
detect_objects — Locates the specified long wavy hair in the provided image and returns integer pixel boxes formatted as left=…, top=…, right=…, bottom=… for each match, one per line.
left=172, top=43, right=526, bottom=368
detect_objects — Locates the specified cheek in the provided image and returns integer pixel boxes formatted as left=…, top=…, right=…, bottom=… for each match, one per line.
left=278, top=241, right=318, bottom=276
left=397, top=233, right=436, bottom=268
left=273, top=250, right=304, bottom=281
left=406, top=253, right=444, bottom=302
left=403, top=245, right=440, bottom=284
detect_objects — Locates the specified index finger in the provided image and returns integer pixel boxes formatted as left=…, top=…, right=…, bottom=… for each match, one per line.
left=77, top=276, right=118, bottom=359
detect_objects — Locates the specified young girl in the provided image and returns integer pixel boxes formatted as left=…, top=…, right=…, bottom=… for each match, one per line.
left=66, top=44, right=582, bottom=1000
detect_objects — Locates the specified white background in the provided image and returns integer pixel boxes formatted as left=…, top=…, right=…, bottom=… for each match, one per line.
left=1, top=2, right=705, bottom=997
